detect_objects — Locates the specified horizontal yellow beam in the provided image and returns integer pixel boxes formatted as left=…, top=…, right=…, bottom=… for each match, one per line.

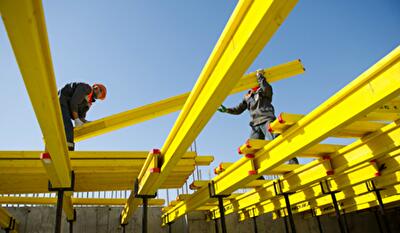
left=0, top=0, right=71, bottom=188
left=0, top=151, right=198, bottom=160
left=74, top=60, right=304, bottom=142
left=0, top=196, right=164, bottom=206
left=239, top=139, right=345, bottom=158
left=270, top=113, right=388, bottom=137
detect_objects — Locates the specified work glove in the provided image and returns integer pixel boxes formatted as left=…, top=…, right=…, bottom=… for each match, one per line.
left=256, top=69, right=265, bottom=78
left=217, top=105, right=227, bottom=113
left=74, top=118, right=85, bottom=127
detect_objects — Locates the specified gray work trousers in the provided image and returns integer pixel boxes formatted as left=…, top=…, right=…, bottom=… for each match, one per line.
left=59, top=96, right=75, bottom=150
left=250, top=121, right=298, bottom=164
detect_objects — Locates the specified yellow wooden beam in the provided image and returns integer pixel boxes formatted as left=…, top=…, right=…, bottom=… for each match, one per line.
left=0, top=151, right=198, bottom=160
left=74, top=60, right=304, bottom=142
left=0, top=196, right=164, bottom=206
left=0, top=0, right=71, bottom=188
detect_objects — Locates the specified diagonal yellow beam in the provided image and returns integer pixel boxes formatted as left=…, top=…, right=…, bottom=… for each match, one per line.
left=0, top=0, right=75, bottom=223
left=0, top=0, right=71, bottom=188
left=74, top=59, right=304, bottom=142
left=120, top=0, right=299, bottom=224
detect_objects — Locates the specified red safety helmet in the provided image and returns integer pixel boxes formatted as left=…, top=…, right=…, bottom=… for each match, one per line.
left=93, top=83, right=107, bottom=100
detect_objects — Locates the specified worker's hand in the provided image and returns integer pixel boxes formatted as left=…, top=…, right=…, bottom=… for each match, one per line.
left=74, top=118, right=85, bottom=127
left=256, top=69, right=265, bottom=77
left=217, top=105, right=227, bottom=113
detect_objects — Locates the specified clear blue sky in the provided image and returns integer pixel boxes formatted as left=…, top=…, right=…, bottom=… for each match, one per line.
left=1, top=1, right=399, bottom=178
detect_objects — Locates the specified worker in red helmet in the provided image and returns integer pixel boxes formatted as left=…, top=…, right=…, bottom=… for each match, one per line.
left=58, top=82, right=107, bottom=151
left=218, top=69, right=298, bottom=164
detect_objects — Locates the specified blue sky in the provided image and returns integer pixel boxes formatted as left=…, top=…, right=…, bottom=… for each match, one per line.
left=1, top=1, right=399, bottom=179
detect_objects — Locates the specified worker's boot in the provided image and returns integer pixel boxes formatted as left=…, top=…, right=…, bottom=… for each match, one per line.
left=67, top=142, right=75, bottom=151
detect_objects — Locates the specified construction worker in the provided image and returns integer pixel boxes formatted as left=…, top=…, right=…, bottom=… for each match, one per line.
left=218, top=69, right=298, bottom=164
left=58, top=82, right=107, bottom=151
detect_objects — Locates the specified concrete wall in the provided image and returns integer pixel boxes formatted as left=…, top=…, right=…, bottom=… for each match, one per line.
left=4, top=206, right=400, bottom=233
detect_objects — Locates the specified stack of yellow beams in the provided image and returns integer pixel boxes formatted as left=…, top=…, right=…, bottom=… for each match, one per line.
left=200, top=97, right=400, bottom=221
left=161, top=46, right=400, bottom=225
left=0, top=151, right=213, bottom=194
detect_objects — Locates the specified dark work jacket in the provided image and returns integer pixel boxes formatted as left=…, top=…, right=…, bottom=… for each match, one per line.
left=227, top=74, right=275, bottom=126
left=58, top=82, right=94, bottom=119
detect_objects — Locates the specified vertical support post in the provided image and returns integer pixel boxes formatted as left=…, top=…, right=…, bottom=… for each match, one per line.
left=55, top=189, right=65, bottom=233
left=217, top=196, right=227, bottom=233
left=252, top=216, right=258, bottom=233
left=183, top=214, right=189, bottom=233
left=366, top=180, right=392, bottom=233
left=374, top=210, right=384, bottom=233
left=121, top=223, right=126, bottom=233
left=68, top=220, right=73, bottom=233
left=167, top=222, right=172, bottom=233
left=214, top=218, right=219, bottom=233
left=316, top=215, right=323, bottom=233
left=142, top=197, right=148, bottom=233
left=274, top=180, right=296, bottom=233
left=133, top=178, right=157, bottom=233
left=283, top=216, right=289, bottom=233
left=374, top=189, right=392, bottom=233
left=251, top=208, right=258, bottom=233
left=320, top=180, right=345, bottom=233
left=330, top=192, right=345, bottom=233
left=48, top=171, right=75, bottom=233
left=208, top=181, right=229, bottom=233
left=342, top=210, right=350, bottom=233
left=283, top=193, right=296, bottom=233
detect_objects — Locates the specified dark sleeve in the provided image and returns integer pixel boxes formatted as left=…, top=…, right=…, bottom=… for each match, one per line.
left=69, top=84, right=92, bottom=113
left=226, top=99, right=247, bottom=115
left=257, top=74, right=273, bottom=101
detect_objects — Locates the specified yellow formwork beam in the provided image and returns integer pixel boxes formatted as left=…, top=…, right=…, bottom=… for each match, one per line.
left=0, top=196, right=164, bottom=206
left=0, top=0, right=76, bottom=222
left=270, top=113, right=387, bottom=137
left=0, top=151, right=198, bottom=160
left=74, top=60, right=304, bottom=142
left=0, top=0, right=71, bottom=188
left=121, top=0, right=299, bottom=225
left=0, top=207, right=18, bottom=233
left=238, top=139, right=345, bottom=158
